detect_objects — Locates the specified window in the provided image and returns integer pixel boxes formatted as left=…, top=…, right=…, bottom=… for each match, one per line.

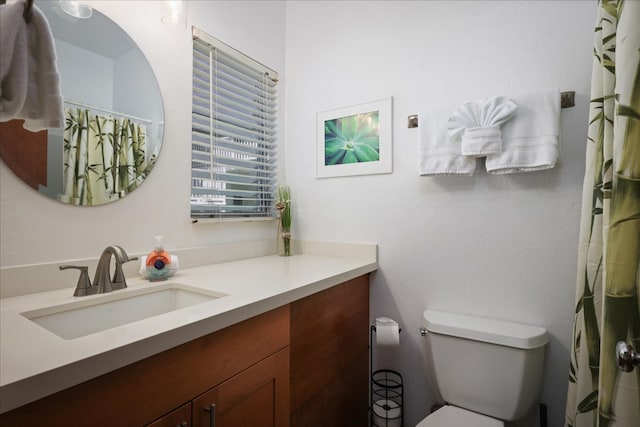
left=191, top=28, right=278, bottom=219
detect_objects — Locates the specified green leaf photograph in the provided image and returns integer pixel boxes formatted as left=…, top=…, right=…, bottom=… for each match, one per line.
left=316, top=97, right=392, bottom=178
left=324, top=111, right=380, bottom=166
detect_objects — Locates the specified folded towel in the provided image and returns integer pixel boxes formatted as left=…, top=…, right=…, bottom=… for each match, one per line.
left=448, top=96, right=518, bottom=157
left=0, top=1, right=28, bottom=119
left=418, top=108, right=477, bottom=176
left=0, top=1, right=64, bottom=131
left=485, top=89, right=560, bottom=174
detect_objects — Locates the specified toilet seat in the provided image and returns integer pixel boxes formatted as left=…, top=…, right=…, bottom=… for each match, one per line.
left=416, top=405, right=504, bottom=427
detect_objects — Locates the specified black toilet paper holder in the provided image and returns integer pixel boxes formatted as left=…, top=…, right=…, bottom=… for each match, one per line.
left=370, top=325, right=404, bottom=427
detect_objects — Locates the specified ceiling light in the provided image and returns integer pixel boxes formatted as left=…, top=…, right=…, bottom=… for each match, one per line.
left=58, top=1, right=93, bottom=19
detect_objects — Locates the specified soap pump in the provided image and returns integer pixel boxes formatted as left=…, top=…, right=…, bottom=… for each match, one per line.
left=145, top=236, right=172, bottom=281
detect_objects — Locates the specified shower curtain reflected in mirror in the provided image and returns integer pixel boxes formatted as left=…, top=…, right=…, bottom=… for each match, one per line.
left=59, top=108, right=149, bottom=206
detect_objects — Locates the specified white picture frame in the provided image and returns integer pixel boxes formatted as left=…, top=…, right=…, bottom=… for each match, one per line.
left=316, top=97, right=393, bottom=178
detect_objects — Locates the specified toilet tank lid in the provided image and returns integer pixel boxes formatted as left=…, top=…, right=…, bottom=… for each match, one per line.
left=423, top=310, right=548, bottom=349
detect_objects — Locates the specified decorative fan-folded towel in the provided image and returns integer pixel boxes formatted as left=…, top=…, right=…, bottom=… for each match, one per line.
left=448, top=96, right=518, bottom=157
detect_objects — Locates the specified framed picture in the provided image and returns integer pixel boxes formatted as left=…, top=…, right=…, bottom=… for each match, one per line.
left=316, top=97, right=393, bottom=178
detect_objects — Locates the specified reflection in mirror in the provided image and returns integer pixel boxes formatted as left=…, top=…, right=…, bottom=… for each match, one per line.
left=0, top=1, right=164, bottom=206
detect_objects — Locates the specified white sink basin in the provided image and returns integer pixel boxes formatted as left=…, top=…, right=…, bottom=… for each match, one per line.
left=21, top=283, right=227, bottom=340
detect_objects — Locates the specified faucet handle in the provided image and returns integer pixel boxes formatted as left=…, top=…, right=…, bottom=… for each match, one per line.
left=59, top=265, right=96, bottom=297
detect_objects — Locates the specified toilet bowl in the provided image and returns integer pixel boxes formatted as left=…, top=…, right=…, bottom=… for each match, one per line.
left=417, top=310, right=548, bottom=426
left=416, top=405, right=503, bottom=427
left=416, top=405, right=504, bottom=427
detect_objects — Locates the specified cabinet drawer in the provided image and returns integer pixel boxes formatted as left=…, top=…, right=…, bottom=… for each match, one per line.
left=146, top=402, right=192, bottom=427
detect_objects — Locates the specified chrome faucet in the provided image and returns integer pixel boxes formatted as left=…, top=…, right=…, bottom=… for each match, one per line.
left=59, top=246, right=138, bottom=296
left=94, top=246, right=138, bottom=293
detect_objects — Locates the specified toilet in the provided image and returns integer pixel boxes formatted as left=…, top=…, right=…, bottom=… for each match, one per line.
left=417, top=310, right=548, bottom=426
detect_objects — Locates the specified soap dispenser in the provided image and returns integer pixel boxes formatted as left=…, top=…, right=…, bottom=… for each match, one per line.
left=144, top=236, right=172, bottom=281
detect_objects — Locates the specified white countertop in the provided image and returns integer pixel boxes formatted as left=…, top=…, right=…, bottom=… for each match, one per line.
left=0, top=242, right=377, bottom=413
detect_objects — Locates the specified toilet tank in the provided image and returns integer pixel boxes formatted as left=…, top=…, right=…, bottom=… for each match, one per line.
left=422, top=310, right=548, bottom=421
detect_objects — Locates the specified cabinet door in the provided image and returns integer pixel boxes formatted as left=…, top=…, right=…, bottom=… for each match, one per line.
left=146, top=402, right=192, bottom=427
left=290, top=275, right=370, bottom=427
left=192, top=347, right=289, bottom=427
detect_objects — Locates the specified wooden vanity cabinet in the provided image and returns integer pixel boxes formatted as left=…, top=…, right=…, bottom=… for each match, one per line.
left=0, top=274, right=370, bottom=427
left=0, top=306, right=290, bottom=427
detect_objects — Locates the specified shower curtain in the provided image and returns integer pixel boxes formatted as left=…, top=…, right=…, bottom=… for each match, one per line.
left=60, top=108, right=147, bottom=206
left=565, top=1, right=640, bottom=426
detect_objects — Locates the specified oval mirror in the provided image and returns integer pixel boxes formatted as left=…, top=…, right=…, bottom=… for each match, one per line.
left=0, top=1, right=164, bottom=206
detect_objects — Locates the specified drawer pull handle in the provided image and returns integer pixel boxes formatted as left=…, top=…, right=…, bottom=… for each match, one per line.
left=204, top=403, right=216, bottom=427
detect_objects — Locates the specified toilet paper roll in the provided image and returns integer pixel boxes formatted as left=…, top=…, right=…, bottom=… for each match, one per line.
left=375, top=317, right=400, bottom=346
left=372, top=399, right=402, bottom=427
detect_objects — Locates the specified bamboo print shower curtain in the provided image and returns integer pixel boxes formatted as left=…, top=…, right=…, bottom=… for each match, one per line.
left=565, top=1, right=640, bottom=426
left=60, top=108, right=147, bottom=206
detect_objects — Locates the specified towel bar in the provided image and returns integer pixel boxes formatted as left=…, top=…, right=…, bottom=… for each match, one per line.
left=23, top=0, right=33, bottom=22
left=408, top=90, right=576, bottom=128
left=0, top=0, right=35, bottom=22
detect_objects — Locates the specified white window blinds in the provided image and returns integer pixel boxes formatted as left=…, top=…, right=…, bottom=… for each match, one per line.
left=191, top=28, right=278, bottom=219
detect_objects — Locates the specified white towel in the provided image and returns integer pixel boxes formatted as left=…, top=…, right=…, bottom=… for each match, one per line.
left=448, top=96, right=518, bottom=157
left=418, top=108, right=477, bottom=176
left=485, top=89, right=560, bottom=174
left=0, top=0, right=64, bottom=131
left=0, top=1, right=28, bottom=118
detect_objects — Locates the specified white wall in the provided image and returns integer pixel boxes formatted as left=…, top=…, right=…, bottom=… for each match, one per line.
left=1, top=1, right=597, bottom=426
left=113, top=47, right=165, bottom=161
left=55, top=38, right=114, bottom=107
left=0, top=1, right=286, bottom=266
left=113, top=47, right=163, bottom=125
left=284, top=1, right=595, bottom=426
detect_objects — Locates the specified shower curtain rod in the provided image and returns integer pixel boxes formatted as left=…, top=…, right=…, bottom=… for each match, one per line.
left=64, top=99, right=153, bottom=124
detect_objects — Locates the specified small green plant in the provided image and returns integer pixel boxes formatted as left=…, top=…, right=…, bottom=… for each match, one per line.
left=275, top=185, right=292, bottom=256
